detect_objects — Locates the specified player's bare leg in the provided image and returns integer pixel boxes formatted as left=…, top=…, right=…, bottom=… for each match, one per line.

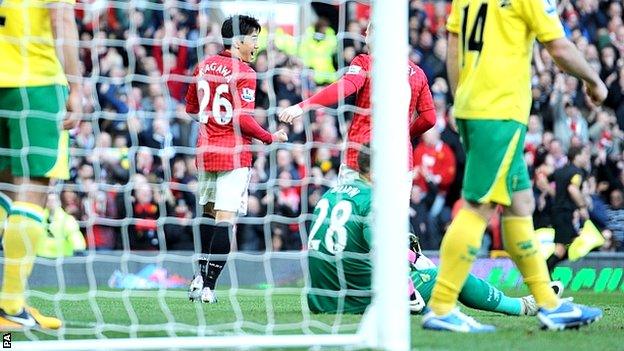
left=0, top=177, right=62, bottom=330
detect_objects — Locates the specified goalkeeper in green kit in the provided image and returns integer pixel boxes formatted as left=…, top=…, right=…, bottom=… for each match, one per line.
left=307, top=148, right=563, bottom=315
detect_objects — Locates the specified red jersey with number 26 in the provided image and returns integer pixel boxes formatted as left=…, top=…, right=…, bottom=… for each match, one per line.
left=186, top=51, right=273, bottom=172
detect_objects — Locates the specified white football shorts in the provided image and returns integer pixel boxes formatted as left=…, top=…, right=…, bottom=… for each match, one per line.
left=198, top=167, right=251, bottom=216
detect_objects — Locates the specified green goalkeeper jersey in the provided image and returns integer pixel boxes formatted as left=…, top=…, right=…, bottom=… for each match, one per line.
left=307, top=177, right=373, bottom=314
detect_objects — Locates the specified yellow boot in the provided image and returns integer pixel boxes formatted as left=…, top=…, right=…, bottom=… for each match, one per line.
left=0, top=306, right=62, bottom=330
left=568, top=220, right=605, bottom=261
left=27, top=306, right=62, bottom=330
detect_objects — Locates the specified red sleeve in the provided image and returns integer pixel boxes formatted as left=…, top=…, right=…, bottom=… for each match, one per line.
left=185, top=65, right=199, bottom=114
left=236, top=70, right=273, bottom=144
left=236, top=70, right=257, bottom=113
left=410, top=109, right=436, bottom=138
left=416, top=72, right=435, bottom=114
left=409, top=72, right=436, bottom=137
left=299, top=55, right=368, bottom=109
left=239, top=114, right=273, bottom=144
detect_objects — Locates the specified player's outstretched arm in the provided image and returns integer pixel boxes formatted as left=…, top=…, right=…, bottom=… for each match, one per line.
left=238, top=114, right=288, bottom=144
left=50, top=1, right=83, bottom=130
left=279, top=77, right=362, bottom=124
left=543, top=38, right=607, bottom=106
left=279, top=57, right=367, bottom=124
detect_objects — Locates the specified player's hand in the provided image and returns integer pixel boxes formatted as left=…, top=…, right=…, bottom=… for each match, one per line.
left=63, top=88, right=83, bottom=130
left=272, top=129, right=288, bottom=143
left=278, top=105, right=304, bottom=124
left=584, top=80, right=608, bottom=107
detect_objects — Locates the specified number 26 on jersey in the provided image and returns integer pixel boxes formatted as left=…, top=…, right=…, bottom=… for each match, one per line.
left=197, top=80, right=233, bottom=125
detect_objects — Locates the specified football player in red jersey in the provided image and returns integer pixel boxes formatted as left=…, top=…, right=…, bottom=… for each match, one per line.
left=279, top=23, right=436, bottom=184
left=185, top=15, right=288, bottom=303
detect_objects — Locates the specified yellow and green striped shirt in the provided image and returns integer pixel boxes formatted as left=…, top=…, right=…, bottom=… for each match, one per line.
left=0, top=0, right=74, bottom=87
left=447, top=0, right=564, bottom=124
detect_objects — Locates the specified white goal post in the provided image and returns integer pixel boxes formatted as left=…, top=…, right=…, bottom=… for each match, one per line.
left=13, top=0, right=410, bottom=350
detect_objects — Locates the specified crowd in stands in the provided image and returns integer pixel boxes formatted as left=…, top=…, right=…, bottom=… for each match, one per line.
left=40, top=0, right=624, bottom=256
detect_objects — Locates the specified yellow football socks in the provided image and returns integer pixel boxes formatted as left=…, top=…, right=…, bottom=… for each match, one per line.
left=0, top=202, right=46, bottom=315
left=429, top=208, right=488, bottom=315
left=502, top=216, right=558, bottom=309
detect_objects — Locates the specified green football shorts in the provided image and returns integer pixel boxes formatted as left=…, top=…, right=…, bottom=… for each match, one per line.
left=0, top=85, right=70, bottom=180
left=456, top=118, right=531, bottom=206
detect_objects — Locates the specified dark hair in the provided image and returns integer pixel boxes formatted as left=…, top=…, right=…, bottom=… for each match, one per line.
left=221, top=15, right=261, bottom=49
left=357, top=144, right=371, bottom=175
left=567, top=145, right=585, bottom=162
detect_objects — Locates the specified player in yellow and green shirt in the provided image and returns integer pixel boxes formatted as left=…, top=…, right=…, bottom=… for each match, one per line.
left=0, top=0, right=82, bottom=330
left=424, top=0, right=608, bottom=332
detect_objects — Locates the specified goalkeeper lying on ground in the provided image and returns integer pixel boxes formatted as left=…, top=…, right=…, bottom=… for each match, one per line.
left=307, top=149, right=562, bottom=315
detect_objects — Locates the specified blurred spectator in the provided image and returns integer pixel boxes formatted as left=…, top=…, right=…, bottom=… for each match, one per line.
left=134, top=148, right=164, bottom=183
left=341, top=21, right=366, bottom=66
left=139, top=118, right=176, bottom=150
left=526, top=115, right=544, bottom=149
left=421, top=37, right=447, bottom=81
left=299, top=18, right=337, bottom=85
left=75, top=122, right=95, bottom=150
left=275, top=66, right=303, bottom=105
left=164, top=197, right=194, bottom=251
left=413, top=129, right=456, bottom=195
left=552, top=75, right=589, bottom=151
left=412, top=128, right=456, bottom=226
left=128, top=182, right=160, bottom=250
left=237, top=195, right=267, bottom=251
left=409, top=185, right=433, bottom=249
left=276, top=149, right=301, bottom=180
left=533, top=154, right=556, bottom=230
left=37, top=194, right=86, bottom=258
left=550, top=138, right=568, bottom=169
left=49, top=1, right=624, bottom=254
left=84, top=189, right=118, bottom=250
left=61, top=190, right=83, bottom=221
left=606, top=189, right=624, bottom=251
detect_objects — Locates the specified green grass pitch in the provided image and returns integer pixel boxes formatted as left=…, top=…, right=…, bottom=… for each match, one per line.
left=12, top=288, right=623, bottom=350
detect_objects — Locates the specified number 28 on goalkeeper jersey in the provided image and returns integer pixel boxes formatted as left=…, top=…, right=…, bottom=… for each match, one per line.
left=446, top=0, right=564, bottom=124
left=306, top=178, right=373, bottom=314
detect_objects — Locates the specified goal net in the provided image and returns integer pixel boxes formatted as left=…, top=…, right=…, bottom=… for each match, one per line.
left=7, top=0, right=410, bottom=349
